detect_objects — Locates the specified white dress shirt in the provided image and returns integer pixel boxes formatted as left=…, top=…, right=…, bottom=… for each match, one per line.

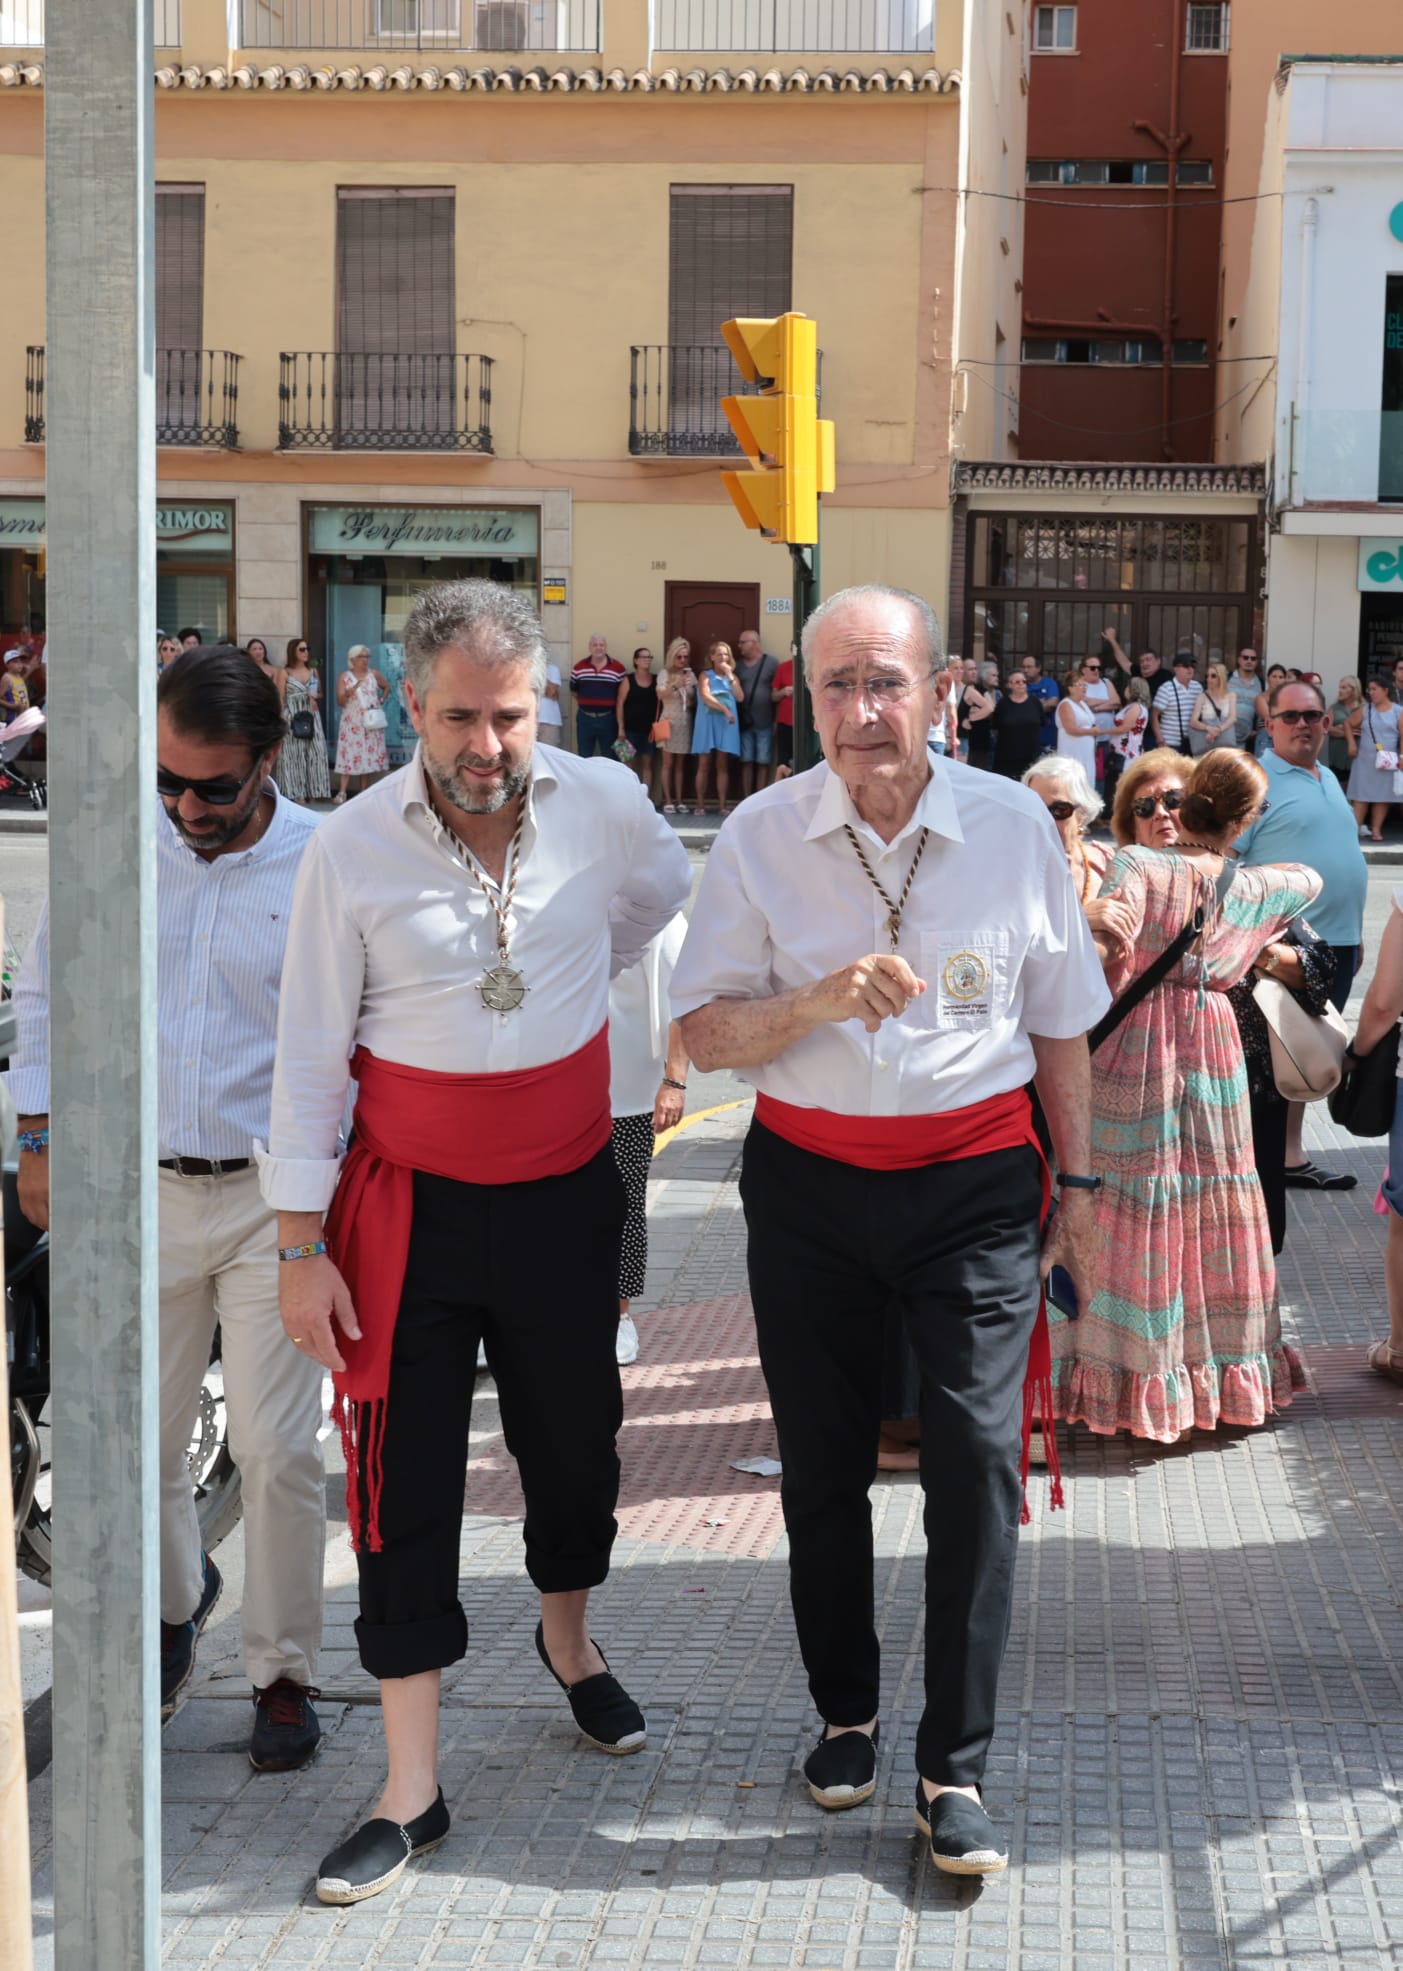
left=670, top=758, right=1110, bottom=1116
left=259, top=744, right=692, bottom=1210
left=7, top=785, right=320, bottom=1158
left=537, top=662, right=563, bottom=730
left=609, top=913, right=687, bottom=1117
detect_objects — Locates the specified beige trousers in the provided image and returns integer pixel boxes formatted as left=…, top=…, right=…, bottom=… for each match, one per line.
left=159, top=1165, right=326, bottom=1688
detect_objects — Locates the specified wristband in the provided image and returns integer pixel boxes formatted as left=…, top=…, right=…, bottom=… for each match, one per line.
left=278, top=1241, right=329, bottom=1263
left=662, top=1077, right=687, bottom=1092
left=18, top=1128, right=49, bottom=1154
left=1057, top=1173, right=1101, bottom=1193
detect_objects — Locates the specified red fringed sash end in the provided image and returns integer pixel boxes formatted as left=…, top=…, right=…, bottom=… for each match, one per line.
left=1020, top=1284, right=1064, bottom=1524
left=333, top=1388, right=389, bottom=1553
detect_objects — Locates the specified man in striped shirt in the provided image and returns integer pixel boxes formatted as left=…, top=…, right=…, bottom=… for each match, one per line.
left=9, top=647, right=327, bottom=1772
left=570, top=634, right=626, bottom=757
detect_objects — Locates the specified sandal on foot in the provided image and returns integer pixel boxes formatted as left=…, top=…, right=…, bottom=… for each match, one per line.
left=1283, top=1161, right=1357, bottom=1191
left=315, top=1789, right=449, bottom=1905
left=1367, top=1339, right=1403, bottom=1386
left=535, top=1621, right=646, bottom=1754
left=803, top=1723, right=879, bottom=1810
left=914, top=1782, right=1008, bottom=1876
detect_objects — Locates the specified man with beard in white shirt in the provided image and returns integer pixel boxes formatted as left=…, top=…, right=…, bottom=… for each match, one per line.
left=261, top=580, right=690, bottom=1905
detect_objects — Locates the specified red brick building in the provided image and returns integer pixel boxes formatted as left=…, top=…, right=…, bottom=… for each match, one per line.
left=1018, top=0, right=1230, bottom=462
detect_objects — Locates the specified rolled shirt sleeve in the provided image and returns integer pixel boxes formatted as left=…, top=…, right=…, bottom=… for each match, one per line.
left=256, top=833, right=366, bottom=1213
left=6, top=900, right=51, bottom=1116
left=669, top=825, right=774, bottom=1019
left=608, top=781, right=693, bottom=979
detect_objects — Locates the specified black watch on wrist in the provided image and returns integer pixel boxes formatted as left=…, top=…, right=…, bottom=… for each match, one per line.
left=1057, top=1172, right=1102, bottom=1192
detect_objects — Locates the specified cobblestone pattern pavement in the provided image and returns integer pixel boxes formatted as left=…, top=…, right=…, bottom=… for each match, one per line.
left=25, top=1105, right=1403, bottom=1970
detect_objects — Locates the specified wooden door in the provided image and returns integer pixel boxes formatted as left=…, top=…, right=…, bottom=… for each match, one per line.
left=664, top=580, right=761, bottom=671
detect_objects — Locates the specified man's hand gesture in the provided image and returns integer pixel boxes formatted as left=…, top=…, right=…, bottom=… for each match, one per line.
left=806, top=954, right=926, bottom=1034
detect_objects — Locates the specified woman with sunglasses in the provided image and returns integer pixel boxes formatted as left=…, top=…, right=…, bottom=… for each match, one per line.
left=1109, top=747, right=1192, bottom=853
left=1346, top=674, right=1403, bottom=841
left=1052, top=748, right=1319, bottom=1444
left=277, top=635, right=331, bottom=805
left=1022, top=757, right=1131, bottom=948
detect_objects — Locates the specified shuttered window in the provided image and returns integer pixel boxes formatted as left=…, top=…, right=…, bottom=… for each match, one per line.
left=156, top=187, right=205, bottom=436
left=668, top=185, right=792, bottom=435
left=336, top=188, right=456, bottom=440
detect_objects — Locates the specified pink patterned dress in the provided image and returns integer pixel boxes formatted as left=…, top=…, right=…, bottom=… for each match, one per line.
left=1051, top=847, right=1319, bottom=1442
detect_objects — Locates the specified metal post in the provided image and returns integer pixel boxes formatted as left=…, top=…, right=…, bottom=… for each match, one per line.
left=790, top=539, right=821, bottom=771
left=45, top=4, right=160, bottom=1968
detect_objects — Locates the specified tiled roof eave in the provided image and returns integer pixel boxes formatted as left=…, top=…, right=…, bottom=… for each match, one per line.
left=0, top=58, right=958, bottom=96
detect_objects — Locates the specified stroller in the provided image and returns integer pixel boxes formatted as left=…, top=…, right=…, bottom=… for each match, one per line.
left=0, top=705, right=46, bottom=808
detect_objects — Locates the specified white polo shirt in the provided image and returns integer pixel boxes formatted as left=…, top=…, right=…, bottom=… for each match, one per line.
left=670, top=757, right=1110, bottom=1117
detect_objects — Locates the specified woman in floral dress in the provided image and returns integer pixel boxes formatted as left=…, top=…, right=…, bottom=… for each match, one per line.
left=1051, top=748, right=1318, bottom=1442
left=333, top=643, right=389, bottom=804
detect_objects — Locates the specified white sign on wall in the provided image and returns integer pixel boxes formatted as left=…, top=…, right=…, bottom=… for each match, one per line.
left=309, top=505, right=539, bottom=557
left=0, top=498, right=233, bottom=555
left=1359, top=540, right=1403, bottom=590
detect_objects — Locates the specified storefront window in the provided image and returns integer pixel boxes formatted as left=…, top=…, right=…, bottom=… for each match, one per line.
left=307, top=504, right=541, bottom=767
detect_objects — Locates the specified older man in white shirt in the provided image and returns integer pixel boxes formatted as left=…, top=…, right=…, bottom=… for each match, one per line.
left=262, top=579, right=690, bottom=1906
left=671, top=585, right=1108, bottom=1878
left=10, top=647, right=327, bottom=1770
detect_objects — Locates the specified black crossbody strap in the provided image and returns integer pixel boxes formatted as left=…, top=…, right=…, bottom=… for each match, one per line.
left=1088, top=861, right=1234, bottom=1055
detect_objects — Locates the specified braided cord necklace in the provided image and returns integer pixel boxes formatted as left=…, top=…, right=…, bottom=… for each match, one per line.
left=457, top=810, right=530, bottom=1020
left=843, top=823, right=930, bottom=952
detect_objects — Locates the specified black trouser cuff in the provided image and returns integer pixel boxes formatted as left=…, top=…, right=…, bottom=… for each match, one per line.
left=355, top=1607, right=468, bottom=1680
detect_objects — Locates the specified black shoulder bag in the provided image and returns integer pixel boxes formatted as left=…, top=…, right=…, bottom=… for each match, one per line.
left=1327, top=1024, right=1401, bottom=1137
left=1088, top=862, right=1235, bottom=1055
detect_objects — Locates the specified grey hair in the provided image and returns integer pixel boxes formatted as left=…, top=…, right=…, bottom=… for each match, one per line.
left=1022, top=753, right=1102, bottom=828
left=799, top=583, right=944, bottom=684
left=402, top=579, right=549, bottom=700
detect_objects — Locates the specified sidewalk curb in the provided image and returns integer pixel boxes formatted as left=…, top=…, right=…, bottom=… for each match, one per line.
left=0, top=811, right=45, bottom=835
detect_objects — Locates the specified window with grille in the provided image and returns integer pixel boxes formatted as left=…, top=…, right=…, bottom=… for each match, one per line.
left=668, top=185, right=793, bottom=437
left=374, top=0, right=462, bottom=36
left=1032, top=6, right=1076, bottom=51
left=1185, top=3, right=1227, bottom=50
left=337, top=188, right=456, bottom=439
left=156, top=187, right=205, bottom=434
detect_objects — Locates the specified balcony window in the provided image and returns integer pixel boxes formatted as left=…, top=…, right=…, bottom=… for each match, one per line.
left=1185, top=2, right=1227, bottom=51
left=1032, top=5, right=1075, bottom=51
left=652, top=0, right=934, bottom=56
left=0, top=0, right=181, bottom=43
left=236, top=0, right=599, bottom=52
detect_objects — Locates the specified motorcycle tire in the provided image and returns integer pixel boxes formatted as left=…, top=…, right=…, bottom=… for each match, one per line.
left=15, top=1352, right=244, bottom=1590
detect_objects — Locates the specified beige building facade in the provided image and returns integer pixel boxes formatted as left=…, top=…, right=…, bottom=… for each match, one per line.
left=0, top=0, right=1028, bottom=747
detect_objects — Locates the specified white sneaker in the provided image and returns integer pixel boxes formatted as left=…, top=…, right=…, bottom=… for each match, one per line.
left=615, top=1317, right=640, bottom=1366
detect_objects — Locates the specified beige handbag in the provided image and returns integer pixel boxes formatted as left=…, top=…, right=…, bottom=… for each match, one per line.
left=1250, top=974, right=1349, bottom=1102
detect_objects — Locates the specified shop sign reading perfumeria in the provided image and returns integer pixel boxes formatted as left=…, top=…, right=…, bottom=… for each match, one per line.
left=310, top=505, right=539, bottom=557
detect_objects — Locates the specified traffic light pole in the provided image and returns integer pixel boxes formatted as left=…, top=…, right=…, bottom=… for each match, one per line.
left=790, top=538, right=820, bottom=772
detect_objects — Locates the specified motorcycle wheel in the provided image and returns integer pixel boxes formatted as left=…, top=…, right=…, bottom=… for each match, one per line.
left=16, top=1347, right=243, bottom=1589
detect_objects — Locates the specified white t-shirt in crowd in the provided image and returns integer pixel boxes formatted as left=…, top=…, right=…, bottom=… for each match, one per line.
left=538, top=662, right=563, bottom=728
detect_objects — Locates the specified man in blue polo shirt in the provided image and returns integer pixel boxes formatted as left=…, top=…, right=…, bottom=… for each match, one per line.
left=1235, top=676, right=1368, bottom=1192
left=1020, top=654, right=1059, bottom=753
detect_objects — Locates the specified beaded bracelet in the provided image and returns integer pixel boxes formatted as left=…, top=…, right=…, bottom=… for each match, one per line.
left=17, top=1128, right=49, bottom=1154
left=278, top=1241, right=329, bottom=1263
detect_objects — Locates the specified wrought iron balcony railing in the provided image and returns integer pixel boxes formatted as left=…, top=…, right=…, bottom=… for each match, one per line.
left=25, top=347, right=242, bottom=448
left=652, top=0, right=933, bottom=53
left=629, top=342, right=823, bottom=457
left=278, top=351, right=494, bottom=452
left=0, top=0, right=181, bottom=45
left=237, top=0, right=599, bottom=53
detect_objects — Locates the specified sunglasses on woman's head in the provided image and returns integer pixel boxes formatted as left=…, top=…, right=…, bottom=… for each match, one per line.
left=1131, top=789, right=1186, bottom=818
left=1045, top=800, right=1077, bottom=821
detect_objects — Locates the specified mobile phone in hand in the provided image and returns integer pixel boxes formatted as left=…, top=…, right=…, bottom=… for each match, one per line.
left=1047, top=1264, right=1080, bottom=1321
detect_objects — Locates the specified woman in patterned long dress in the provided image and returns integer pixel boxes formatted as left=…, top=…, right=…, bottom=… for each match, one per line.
left=1051, top=749, right=1319, bottom=1442
left=333, top=643, right=390, bottom=804
left=278, top=634, right=332, bottom=805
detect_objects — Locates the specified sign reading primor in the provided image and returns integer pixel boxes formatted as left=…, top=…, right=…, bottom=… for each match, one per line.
left=309, top=504, right=539, bottom=557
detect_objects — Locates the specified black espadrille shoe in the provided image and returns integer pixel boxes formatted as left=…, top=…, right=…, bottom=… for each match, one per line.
left=914, top=1781, right=1008, bottom=1876
left=535, top=1622, right=647, bottom=1754
left=803, top=1723, right=880, bottom=1810
left=315, top=1790, right=450, bottom=1906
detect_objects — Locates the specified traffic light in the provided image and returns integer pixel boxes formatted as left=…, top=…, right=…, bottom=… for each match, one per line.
left=720, top=313, right=835, bottom=547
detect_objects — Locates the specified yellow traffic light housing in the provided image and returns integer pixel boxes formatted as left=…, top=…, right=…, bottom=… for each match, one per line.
left=720, top=312, right=835, bottom=547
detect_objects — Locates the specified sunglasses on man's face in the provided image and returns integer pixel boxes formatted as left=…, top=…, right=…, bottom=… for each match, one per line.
left=1045, top=800, right=1077, bottom=821
left=1272, top=708, right=1327, bottom=726
left=1131, top=789, right=1186, bottom=819
left=156, top=757, right=262, bottom=807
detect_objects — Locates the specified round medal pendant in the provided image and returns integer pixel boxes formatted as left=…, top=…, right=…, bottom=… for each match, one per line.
left=478, top=964, right=529, bottom=1018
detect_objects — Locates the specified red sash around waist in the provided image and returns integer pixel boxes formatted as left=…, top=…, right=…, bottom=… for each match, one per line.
left=326, top=1027, right=611, bottom=1550
left=755, top=1084, right=1062, bottom=1518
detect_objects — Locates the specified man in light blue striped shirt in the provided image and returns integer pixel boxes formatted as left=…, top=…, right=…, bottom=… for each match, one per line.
left=10, top=647, right=328, bottom=1770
